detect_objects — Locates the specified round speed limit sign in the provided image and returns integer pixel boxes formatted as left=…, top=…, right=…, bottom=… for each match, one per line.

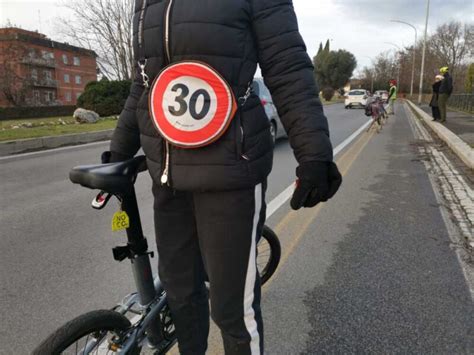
left=149, top=61, right=237, bottom=148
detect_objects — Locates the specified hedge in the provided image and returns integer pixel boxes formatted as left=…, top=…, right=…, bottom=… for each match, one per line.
left=77, top=80, right=131, bottom=117
left=0, top=105, right=76, bottom=120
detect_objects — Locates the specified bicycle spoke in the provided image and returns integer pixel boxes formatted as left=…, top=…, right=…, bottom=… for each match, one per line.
left=84, top=335, right=90, bottom=355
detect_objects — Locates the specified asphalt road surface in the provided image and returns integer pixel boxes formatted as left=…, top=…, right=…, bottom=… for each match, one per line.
left=0, top=103, right=471, bottom=354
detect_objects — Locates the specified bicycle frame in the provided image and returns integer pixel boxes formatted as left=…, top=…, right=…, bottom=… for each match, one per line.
left=118, top=285, right=169, bottom=353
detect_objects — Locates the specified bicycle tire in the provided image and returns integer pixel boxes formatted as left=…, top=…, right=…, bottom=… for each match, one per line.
left=258, top=225, right=281, bottom=285
left=32, top=309, right=140, bottom=355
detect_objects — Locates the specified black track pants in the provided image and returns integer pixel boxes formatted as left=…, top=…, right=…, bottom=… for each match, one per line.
left=153, top=182, right=266, bottom=355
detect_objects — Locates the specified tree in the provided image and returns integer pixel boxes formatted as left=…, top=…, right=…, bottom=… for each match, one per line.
left=57, top=0, right=134, bottom=80
left=317, top=42, right=323, bottom=55
left=0, top=41, right=33, bottom=106
left=314, top=47, right=357, bottom=100
left=324, top=39, right=330, bottom=52
left=429, top=21, right=473, bottom=76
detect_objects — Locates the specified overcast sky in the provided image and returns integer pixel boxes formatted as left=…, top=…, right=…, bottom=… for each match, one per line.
left=1, top=0, right=473, bottom=74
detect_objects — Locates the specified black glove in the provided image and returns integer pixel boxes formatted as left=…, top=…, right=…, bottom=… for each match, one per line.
left=290, top=161, right=342, bottom=210
left=101, top=151, right=130, bottom=164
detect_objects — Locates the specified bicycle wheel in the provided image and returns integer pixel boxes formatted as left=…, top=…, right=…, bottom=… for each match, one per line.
left=32, top=309, right=140, bottom=355
left=257, top=225, right=281, bottom=285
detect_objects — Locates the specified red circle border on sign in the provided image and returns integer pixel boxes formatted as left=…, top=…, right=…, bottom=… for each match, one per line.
left=149, top=61, right=236, bottom=148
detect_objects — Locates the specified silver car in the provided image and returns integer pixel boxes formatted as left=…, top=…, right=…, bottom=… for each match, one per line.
left=252, top=78, right=287, bottom=145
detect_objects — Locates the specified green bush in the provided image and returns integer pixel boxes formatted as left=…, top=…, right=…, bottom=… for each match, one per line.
left=77, top=80, right=131, bottom=116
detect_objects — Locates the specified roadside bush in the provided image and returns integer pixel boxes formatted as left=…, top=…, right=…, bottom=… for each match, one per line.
left=77, top=80, right=131, bottom=116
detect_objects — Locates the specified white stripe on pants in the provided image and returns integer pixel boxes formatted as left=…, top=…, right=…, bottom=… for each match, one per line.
left=243, top=183, right=262, bottom=354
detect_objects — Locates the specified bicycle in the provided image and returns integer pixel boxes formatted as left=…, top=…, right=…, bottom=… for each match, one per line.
left=33, top=155, right=281, bottom=355
left=365, top=99, right=386, bottom=133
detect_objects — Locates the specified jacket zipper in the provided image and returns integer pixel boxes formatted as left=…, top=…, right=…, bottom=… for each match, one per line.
left=137, top=0, right=147, bottom=52
left=164, top=0, right=173, bottom=63
left=160, top=0, right=174, bottom=185
left=137, top=0, right=150, bottom=87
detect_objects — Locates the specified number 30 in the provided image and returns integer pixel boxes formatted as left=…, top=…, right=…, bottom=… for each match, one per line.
left=168, top=83, right=211, bottom=120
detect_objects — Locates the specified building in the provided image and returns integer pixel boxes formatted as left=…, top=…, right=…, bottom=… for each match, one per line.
left=0, top=28, right=97, bottom=107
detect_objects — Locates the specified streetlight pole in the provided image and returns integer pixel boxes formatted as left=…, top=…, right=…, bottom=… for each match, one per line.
left=384, top=42, right=401, bottom=88
left=390, top=20, right=417, bottom=96
left=418, top=0, right=430, bottom=105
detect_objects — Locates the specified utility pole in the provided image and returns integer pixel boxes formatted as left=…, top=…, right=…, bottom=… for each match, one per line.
left=418, top=0, right=430, bottom=105
left=390, top=20, right=417, bottom=96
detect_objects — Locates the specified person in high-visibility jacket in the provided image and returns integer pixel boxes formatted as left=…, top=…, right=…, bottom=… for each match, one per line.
left=387, top=79, right=397, bottom=115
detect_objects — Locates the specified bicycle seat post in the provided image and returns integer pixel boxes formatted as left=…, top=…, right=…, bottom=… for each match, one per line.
left=121, top=185, right=165, bottom=346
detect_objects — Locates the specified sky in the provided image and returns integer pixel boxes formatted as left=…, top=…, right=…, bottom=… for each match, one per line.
left=1, top=0, right=473, bottom=74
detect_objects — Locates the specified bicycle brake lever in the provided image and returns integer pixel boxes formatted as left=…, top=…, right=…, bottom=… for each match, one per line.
left=91, top=191, right=112, bottom=210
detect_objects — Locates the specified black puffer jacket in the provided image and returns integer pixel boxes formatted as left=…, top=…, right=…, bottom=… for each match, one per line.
left=111, top=0, right=332, bottom=191
left=439, top=72, right=453, bottom=96
left=429, top=81, right=441, bottom=107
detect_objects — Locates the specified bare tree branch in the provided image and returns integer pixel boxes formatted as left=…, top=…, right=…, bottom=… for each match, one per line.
left=429, top=21, right=474, bottom=76
left=55, top=0, right=134, bottom=81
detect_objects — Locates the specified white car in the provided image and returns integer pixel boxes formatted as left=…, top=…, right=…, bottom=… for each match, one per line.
left=252, top=78, right=287, bottom=144
left=344, top=89, right=369, bottom=109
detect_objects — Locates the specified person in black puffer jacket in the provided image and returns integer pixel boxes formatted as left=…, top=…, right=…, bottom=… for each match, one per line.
left=108, top=1, right=342, bottom=354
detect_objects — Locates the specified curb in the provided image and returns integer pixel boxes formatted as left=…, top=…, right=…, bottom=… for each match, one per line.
left=0, top=129, right=114, bottom=156
left=406, top=100, right=474, bottom=170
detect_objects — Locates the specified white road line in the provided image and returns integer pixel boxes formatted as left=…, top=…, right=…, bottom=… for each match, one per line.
left=0, top=140, right=110, bottom=161
left=266, top=119, right=372, bottom=218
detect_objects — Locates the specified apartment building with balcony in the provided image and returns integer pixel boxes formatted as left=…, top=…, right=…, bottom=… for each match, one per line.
left=0, top=28, right=97, bottom=107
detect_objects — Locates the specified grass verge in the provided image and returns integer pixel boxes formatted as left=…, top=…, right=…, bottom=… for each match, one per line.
left=0, top=117, right=117, bottom=142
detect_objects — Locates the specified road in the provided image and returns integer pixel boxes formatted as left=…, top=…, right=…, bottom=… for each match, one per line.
left=0, top=103, right=472, bottom=354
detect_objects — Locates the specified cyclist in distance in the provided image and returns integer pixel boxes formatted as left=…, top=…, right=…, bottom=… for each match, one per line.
left=105, top=0, right=342, bottom=354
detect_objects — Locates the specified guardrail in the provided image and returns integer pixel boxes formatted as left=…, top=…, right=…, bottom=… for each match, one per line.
left=448, top=94, right=473, bottom=113
left=404, top=93, right=473, bottom=114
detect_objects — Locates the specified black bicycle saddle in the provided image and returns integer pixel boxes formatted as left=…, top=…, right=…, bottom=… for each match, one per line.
left=69, top=155, right=147, bottom=194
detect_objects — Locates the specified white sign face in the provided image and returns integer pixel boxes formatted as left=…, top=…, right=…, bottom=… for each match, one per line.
left=161, top=76, right=218, bottom=132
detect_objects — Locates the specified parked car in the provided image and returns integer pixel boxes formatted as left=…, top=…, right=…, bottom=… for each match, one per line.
left=374, top=90, right=389, bottom=102
left=252, top=78, right=287, bottom=144
left=344, top=89, right=369, bottom=109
